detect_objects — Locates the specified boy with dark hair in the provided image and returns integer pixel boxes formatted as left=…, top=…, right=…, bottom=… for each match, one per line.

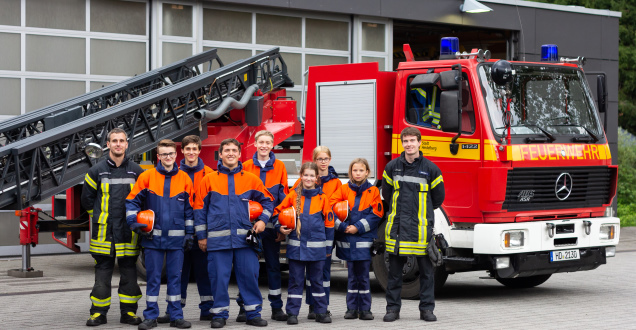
left=126, top=139, right=194, bottom=329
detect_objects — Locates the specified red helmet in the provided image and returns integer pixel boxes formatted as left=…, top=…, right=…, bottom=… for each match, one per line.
left=136, top=210, right=155, bottom=233
left=249, top=201, right=263, bottom=222
left=333, top=200, right=349, bottom=221
left=278, top=206, right=296, bottom=230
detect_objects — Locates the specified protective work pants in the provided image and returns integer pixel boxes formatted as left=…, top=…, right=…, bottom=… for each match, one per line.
left=143, top=248, right=184, bottom=321
left=346, top=260, right=372, bottom=311
left=305, top=248, right=333, bottom=307
left=237, top=229, right=283, bottom=310
left=90, top=255, right=142, bottom=315
left=287, top=259, right=327, bottom=316
left=164, top=245, right=214, bottom=317
left=209, top=248, right=262, bottom=320
left=385, top=254, right=435, bottom=312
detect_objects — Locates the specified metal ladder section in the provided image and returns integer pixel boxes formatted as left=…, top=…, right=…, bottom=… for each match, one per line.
left=0, top=48, right=223, bottom=148
left=0, top=47, right=293, bottom=210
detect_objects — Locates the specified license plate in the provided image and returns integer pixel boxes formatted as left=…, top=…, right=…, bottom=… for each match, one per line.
left=550, top=249, right=580, bottom=262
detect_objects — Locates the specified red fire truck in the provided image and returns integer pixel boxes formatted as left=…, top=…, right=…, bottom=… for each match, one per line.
left=299, top=39, right=620, bottom=296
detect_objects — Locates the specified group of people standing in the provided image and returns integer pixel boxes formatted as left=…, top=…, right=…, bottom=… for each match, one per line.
left=81, top=126, right=444, bottom=329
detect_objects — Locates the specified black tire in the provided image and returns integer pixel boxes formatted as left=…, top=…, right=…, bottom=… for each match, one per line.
left=136, top=249, right=167, bottom=283
left=496, top=274, right=551, bottom=288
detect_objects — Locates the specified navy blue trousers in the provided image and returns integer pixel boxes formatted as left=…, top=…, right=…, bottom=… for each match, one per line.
left=346, top=260, right=372, bottom=311
left=164, top=244, right=214, bottom=317
left=208, top=248, right=262, bottom=320
left=305, top=248, right=333, bottom=307
left=287, top=259, right=327, bottom=316
left=237, top=229, right=283, bottom=309
left=143, top=248, right=184, bottom=321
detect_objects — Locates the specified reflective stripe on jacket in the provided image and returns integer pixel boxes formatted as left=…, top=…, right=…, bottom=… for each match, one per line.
left=81, top=155, right=143, bottom=257
left=125, top=163, right=194, bottom=250
left=330, top=180, right=384, bottom=261
left=381, top=151, right=444, bottom=256
left=273, top=187, right=335, bottom=261
left=193, top=161, right=274, bottom=251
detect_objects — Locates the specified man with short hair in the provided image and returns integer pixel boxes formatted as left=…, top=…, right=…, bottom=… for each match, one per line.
left=157, top=135, right=215, bottom=324
left=236, top=130, right=289, bottom=322
left=194, top=138, right=274, bottom=328
left=126, top=139, right=194, bottom=329
left=81, top=128, right=144, bottom=327
left=381, top=127, right=445, bottom=323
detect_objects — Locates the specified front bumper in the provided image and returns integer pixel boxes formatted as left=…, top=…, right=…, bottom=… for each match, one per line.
left=495, top=246, right=608, bottom=278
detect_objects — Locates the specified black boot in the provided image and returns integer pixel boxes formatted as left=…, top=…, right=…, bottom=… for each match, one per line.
left=138, top=319, right=157, bottom=330
left=307, top=305, right=316, bottom=320
left=383, top=310, right=399, bottom=322
left=420, top=310, right=437, bottom=322
left=86, top=313, right=107, bottom=326
left=236, top=308, right=247, bottom=322
left=170, top=319, right=191, bottom=328
left=359, top=310, right=374, bottom=320
left=315, top=313, right=332, bottom=323
left=200, top=314, right=213, bottom=321
left=246, top=317, right=268, bottom=327
left=157, top=313, right=171, bottom=324
left=210, top=318, right=226, bottom=329
left=271, top=308, right=288, bottom=321
left=344, top=310, right=358, bottom=319
left=121, top=312, right=142, bottom=325
left=287, top=315, right=298, bottom=325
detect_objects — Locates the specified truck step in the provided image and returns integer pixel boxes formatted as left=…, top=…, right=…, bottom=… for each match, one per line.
left=443, top=256, right=476, bottom=263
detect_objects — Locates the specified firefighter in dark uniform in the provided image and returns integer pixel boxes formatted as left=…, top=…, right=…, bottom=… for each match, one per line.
left=381, top=127, right=445, bottom=323
left=81, top=128, right=144, bottom=326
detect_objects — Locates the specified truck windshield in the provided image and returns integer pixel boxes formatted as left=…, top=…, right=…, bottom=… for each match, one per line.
left=478, top=63, right=603, bottom=140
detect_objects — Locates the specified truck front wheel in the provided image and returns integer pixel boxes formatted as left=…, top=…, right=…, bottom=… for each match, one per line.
left=496, top=274, right=551, bottom=288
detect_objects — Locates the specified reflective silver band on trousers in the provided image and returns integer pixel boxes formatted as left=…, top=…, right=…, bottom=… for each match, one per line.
left=146, top=295, right=158, bottom=302
left=166, top=295, right=181, bottom=302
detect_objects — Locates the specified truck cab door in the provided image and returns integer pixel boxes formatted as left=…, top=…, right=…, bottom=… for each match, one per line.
left=395, top=68, right=482, bottom=221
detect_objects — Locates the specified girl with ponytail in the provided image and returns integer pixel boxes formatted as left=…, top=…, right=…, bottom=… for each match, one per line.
left=273, top=162, right=335, bottom=324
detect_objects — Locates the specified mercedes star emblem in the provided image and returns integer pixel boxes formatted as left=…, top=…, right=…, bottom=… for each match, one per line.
left=555, top=173, right=573, bottom=201
left=561, top=150, right=566, bottom=157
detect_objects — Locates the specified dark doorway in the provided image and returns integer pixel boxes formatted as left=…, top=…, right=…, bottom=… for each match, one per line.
left=393, top=20, right=518, bottom=70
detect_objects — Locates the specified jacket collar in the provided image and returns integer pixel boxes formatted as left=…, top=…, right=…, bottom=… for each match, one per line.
left=179, top=158, right=205, bottom=174
left=348, top=180, right=372, bottom=194
left=301, top=187, right=321, bottom=198
left=399, top=151, right=423, bottom=166
left=320, top=166, right=338, bottom=184
left=106, top=154, right=128, bottom=168
left=252, top=151, right=276, bottom=170
left=217, top=160, right=243, bottom=175
left=156, top=162, right=179, bottom=177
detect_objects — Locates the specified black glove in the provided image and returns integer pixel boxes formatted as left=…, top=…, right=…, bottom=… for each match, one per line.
left=183, top=234, right=194, bottom=252
left=371, top=239, right=386, bottom=256
left=130, top=223, right=147, bottom=235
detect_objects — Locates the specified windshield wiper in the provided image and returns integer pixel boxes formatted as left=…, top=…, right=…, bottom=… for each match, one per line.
left=514, top=122, right=556, bottom=143
left=553, top=123, right=600, bottom=143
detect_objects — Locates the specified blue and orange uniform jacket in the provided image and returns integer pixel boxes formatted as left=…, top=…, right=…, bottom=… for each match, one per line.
left=125, top=162, right=194, bottom=250
left=273, top=187, right=335, bottom=261
left=193, top=161, right=274, bottom=251
left=292, top=165, right=342, bottom=199
left=243, top=151, right=289, bottom=230
left=179, top=158, right=214, bottom=199
left=329, top=180, right=384, bottom=261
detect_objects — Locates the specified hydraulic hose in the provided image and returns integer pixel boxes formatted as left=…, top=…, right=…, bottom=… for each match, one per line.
left=193, top=84, right=260, bottom=121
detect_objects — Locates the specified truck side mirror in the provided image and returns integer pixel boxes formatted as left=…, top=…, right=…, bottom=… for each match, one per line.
left=597, top=75, right=607, bottom=113
left=440, top=91, right=460, bottom=133
left=411, top=73, right=440, bottom=89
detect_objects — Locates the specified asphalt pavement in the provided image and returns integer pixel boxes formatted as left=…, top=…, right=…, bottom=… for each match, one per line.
left=1, top=227, right=634, bottom=329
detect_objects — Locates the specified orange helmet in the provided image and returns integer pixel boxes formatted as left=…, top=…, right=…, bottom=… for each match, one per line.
left=136, top=210, right=155, bottom=233
left=333, top=200, right=349, bottom=221
left=278, top=206, right=296, bottom=230
left=249, top=201, right=263, bottom=222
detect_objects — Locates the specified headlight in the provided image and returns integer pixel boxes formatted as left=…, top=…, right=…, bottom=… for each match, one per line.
left=599, top=224, right=616, bottom=240
left=494, top=256, right=510, bottom=269
left=606, top=246, right=616, bottom=257
left=503, top=230, right=525, bottom=248
left=604, top=206, right=615, bottom=217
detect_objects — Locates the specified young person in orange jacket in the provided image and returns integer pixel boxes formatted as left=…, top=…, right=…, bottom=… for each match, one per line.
left=275, top=162, right=335, bottom=325
left=157, top=135, right=215, bottom=324
left=291, top=146, right=341, bottom=317
left=193, top=138, right=275, bottom=328
left=330, top=158, right=384, bottom=320
left=236, top=130, right=289, bottom=322
left=126, top=139, right=194, bottom=329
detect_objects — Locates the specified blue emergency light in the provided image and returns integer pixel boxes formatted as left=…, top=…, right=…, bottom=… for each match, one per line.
left=541, top=44, right=558, bottom=62
left=440, top=37, right=459, bottom=56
